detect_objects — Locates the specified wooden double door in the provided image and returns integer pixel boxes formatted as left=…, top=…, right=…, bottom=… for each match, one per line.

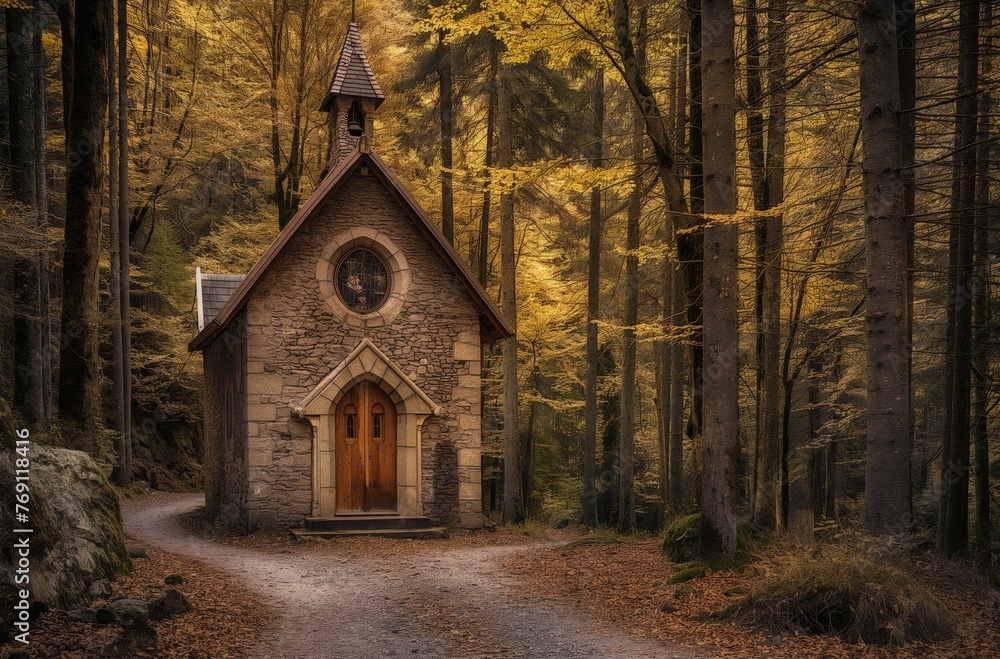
left=335, top=381, right=397, bottom=512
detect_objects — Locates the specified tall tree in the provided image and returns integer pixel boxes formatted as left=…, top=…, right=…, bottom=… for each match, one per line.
left=699, top=0, right=739, bottom=557
left=668, top=28, right=687, bottom=509
left=763, top=0, right=787, bottom=528
left=109, top=0, right=133, bottom=485
left=108, top=0, right=126, bottom=483
left=581, top=66, right=603, bottom=528
left=32, top=0, right=52, bottom=422
left=896, top=0, right=916, bottom=489
left=8, top=4, right=46, bottom=423
left=857, top=0, right=911, bottom=536
left=499, top=57, right=522, bottom=524
left=685, top=0, right=705, bottom=466
left=972, top=0, right=992, bottom=565
left=941, top=0, right=980, bottom=556
left=59, top=0, right=111, bottom=439
left=438, top=27, right=455, bottom=243
left=478, top=36, right=498, bottom=285
left=619, top=13, right=646, bottom=531
left=747, top=0, right=785, bottom=530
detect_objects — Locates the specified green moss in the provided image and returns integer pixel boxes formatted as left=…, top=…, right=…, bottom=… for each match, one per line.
left=662, top=514, right=702, bottom=562
left=662, top=513, right=768, bottom=568
left=668, top=563, right=707, bottom=584
left=565, top=535, right=622, bottom=548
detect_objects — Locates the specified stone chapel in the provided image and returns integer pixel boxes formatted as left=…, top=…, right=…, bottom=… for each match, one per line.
left=190, top=22, right=511, bottom=535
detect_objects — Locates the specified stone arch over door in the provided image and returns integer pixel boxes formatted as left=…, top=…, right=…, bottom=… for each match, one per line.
left=293, top=338, right=440, bottom=518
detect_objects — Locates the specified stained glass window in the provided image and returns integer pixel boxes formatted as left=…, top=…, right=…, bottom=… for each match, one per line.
left=336, top=247, right=390, bottom=312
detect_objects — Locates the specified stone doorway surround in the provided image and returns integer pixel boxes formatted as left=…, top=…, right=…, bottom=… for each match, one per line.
left=292, top=338, right=440, bottom=518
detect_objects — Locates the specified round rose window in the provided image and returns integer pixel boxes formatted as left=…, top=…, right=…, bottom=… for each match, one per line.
left=336, top=247, right=390, bottom=312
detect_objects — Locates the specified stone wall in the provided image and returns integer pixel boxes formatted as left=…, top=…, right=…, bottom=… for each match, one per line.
left=241, top=170, right=483, bottom=529
left=203, top=310, right=249, bottom=530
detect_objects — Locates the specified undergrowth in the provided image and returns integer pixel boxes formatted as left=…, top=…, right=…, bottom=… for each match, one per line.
left=735, top=535, right=955, bottom=645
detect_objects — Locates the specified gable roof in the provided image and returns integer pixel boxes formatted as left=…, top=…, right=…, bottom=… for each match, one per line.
left=320, top=23, right=385, bottom=111
left=195, top=268, right=245, bottom=331
left=189, top=146, right=513, bottom=352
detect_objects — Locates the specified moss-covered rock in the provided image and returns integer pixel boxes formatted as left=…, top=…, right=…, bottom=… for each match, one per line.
left=0, top=445, right=132, bottom=612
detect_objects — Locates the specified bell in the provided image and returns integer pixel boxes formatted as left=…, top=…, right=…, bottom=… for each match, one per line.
left=348, top=119, right=364, bottom=136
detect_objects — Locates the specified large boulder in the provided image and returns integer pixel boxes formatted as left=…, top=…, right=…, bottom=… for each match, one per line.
left=0, top=445, right=132, bottom=612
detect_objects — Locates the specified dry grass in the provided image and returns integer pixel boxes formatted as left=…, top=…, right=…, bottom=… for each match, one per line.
left=738, top=539, right=955, bottom=644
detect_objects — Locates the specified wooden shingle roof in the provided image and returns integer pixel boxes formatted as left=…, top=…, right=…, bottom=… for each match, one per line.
left=189, top=146, right=513, bottom=352
left=320, top=23, right=385, bottom=111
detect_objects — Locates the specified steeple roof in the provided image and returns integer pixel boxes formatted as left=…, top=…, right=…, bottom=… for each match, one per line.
left=320, top=22, right=385, bottom=111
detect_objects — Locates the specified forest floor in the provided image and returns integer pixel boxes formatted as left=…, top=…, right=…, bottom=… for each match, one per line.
left=502, top=537, right=1000, bottom=658
left=11, top=492, right=999, bottom=657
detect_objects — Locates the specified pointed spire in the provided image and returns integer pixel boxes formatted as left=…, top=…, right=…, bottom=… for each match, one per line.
left=320, top=22, right=385, bottom=112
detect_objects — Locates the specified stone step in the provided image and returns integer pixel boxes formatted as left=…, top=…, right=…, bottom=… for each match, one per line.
left=289, top=527, right=449, bottom=540
left=304, top=515, right=435, bottom=531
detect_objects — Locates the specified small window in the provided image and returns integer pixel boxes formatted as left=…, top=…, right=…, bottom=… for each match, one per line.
left=346, top=414, right=356, bottom=439
left=371, top=402, right=384, bottom=439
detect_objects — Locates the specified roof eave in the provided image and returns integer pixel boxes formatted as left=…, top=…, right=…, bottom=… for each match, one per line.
left=189, top=319, right=221, bottom=352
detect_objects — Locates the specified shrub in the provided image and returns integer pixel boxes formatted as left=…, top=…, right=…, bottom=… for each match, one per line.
left=737, top=543, right=954, bottom=645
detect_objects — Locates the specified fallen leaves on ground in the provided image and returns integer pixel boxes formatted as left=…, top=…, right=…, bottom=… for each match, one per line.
left=502, top=537, right=1000, bottom=658
left=1, top=541, right=275, bottom=658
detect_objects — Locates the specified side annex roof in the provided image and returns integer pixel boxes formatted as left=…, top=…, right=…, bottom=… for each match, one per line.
left=188, top=146, right=512, bottom=352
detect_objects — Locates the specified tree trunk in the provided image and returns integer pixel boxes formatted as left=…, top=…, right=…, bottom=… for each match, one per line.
left=8, top=6, right=45, bottom=423
left=941, top=0, right=979, bottom=556
left=668, top=34, right=687, bottom=509
left=895, top=0, right=916, bottom=511
left=699, top=0, right=739, bottom=558
left=747, top=0, right=785, bottom=531
left=439, top=28, right=454, bottom=244
left=972, top=0, right=991, bottom=564
left=118, top=0, right=133, bottom=483
left=32, top=5, right=52, bottom=421
left=746, top=0, right=766, bottom=524
left=478, top=38, right=497, bottom=285
left=858, top=0, right=911, bottom=536
left=619, top=65, right=644, bottom=534
left=581, top=67, right=603, bottom=527
left=108, top=0, right=127, bottom=485
left=685, top=0, right=705, bottom=473
left=763, top=0, right=787, bottom=529
left=59, top=0, right=111, bottom=442
left=499, top=59, right=521, bottom=524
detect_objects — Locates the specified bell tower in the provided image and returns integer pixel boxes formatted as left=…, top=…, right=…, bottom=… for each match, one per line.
left=321, top=18, right=385, bottom=168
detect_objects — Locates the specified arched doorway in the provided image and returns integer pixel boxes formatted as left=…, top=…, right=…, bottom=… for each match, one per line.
left=335, top=380, right=397, bottom=512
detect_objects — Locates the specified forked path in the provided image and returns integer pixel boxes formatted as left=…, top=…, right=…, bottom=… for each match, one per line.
left=124, top=495, right=698, bottom=658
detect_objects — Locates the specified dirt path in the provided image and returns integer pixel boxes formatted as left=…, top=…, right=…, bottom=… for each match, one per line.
left=123, top=494, right=699, bottom=658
